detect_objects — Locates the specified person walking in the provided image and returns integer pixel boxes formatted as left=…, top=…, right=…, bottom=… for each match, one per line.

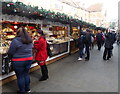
left=101, top=32, right=105, bottom=46
left=84, top=29, right=92, bottom=61
left=34, top=30, right=49, bottom=81
left=90, top=31, right=95, bottom=49
left=78, top=32, right=85, bottom=61
left=117, top=32, right=120, bottom=45
left=110, top=30, right=116, bottom=56
left=103, top=31, right=115, bottom=60
left=8, top=27, right=33, bottom=93
left=96, top=30, right=103, bottom=51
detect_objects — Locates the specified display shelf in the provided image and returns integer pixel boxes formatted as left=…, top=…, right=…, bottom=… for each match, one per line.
left=1, top=20, right=70, bottom=82
left=70, top=39, right=79, bottom=54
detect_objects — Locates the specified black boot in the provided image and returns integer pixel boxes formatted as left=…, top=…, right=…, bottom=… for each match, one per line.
left=43, top=64, right=49, bottom=79
left=44, top=64, right=48, bottom=76
left=39, top=65, right=49, bottom=81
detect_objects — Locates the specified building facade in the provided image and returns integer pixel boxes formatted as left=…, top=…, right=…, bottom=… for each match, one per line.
left=14, top=0, right=106, bottom=27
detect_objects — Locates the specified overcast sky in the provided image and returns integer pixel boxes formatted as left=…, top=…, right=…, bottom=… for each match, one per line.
left=74, top=0, right=119, bottom=22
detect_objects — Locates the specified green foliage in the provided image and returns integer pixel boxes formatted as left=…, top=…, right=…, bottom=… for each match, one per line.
left=1, top=1, right=105, bottom=30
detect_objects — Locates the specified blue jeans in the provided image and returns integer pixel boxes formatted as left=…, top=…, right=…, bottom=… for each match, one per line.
left=103, top=48, right=112, bottom=60
left=12, top=60, right=32, bottom=92
left=85, top=44, right=90, bottom=60
left=79, top=48, right=83, bottom=58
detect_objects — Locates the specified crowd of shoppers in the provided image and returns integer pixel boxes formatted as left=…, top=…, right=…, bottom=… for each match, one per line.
left=77, top=29, right=116, bottom=62
left=7, top=26, right=117, bottom=93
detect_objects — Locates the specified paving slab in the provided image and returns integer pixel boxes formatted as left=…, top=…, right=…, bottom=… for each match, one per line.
left=1, top=44, right=118, bottom=92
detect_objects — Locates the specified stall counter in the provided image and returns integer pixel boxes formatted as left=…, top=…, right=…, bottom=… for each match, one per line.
left=0, top=41, right=69, bottom=81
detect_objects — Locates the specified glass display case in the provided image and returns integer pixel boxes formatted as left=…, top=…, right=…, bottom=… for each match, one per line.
left=0, top=21, right=69, bottom=76
left=0, top=21, right=38, bottom=75
left=70, top=27, right=80, bottom=54
left=42, top=24, right=69, bottom=56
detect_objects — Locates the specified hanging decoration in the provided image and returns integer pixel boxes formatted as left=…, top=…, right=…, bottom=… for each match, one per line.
left=1, top=1, right=106, bottom=30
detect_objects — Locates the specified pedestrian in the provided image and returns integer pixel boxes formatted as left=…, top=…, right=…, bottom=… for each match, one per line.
left=90, top=31, right=95, bottom=49
left=112, top=30, right=117, bottom=42
left=117, top=32, right=120, bottom=45
left=103, top=31, right=115, bottom=60
left=34, top=30, right=49, bottom=81
left=8, top=27, right=33, bottom=93
left=84, top=29, right=92, bottom=61
left=78, top=32, right=85, bottom=60
left=110, top=30, right=116, bottom=56
left=101, top=32, right=105, bottom=46
left=96, top=30, right=103, bottom=51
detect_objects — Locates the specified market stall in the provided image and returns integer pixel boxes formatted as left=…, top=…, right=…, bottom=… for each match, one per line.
left=42, top=25, right=69, bottom=56
left=1, top=20, right=38, bottom=75
left=0, top=15, right=70, bottom=81
left=69, top=26, right=80, bottom=54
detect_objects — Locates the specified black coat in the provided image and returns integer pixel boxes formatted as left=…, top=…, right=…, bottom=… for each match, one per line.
left=96, top=33, right=102, bottom=42
left=84, top=33, right=91, bottom=45
left=78, top=35, right=85, bottom=49
left=104, top=32, right=115, bottom=49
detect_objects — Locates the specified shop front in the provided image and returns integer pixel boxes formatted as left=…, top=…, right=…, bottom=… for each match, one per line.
left=41, top=24, right=69, bottom=56
left=69, top=26, right=80, bottom=54
left=0, top=15, right=70, bottom=83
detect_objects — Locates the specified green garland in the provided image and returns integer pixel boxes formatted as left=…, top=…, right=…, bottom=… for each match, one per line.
left=1, top=1, right=106, bottom=30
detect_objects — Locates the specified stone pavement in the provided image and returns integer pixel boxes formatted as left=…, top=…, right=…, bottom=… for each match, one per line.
left=1, top=44, right=118, bottom=92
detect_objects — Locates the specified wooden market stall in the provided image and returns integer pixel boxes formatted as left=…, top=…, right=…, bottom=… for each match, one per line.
left=0, top=14, right=70, bottom=85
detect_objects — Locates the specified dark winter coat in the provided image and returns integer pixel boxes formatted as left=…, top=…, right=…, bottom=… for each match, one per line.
left=34, top=36, right=48, bottom=61
left=112, top=32, right=117, bottom=42
left=84, top=32, right=91, bottom=45
left=8, top=37, right=33, bottom=59
left=104, top=32, right=115, bottom=49
left=96, top=33, right=103, bottom=42
left=78, top=35, right=85, bottom=49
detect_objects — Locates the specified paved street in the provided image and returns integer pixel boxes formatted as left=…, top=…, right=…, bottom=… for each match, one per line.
left=2, top=44, right=118, bottom=92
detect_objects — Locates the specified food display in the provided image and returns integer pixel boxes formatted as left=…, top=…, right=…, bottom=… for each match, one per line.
left=70, top=26, right=80, bottom=54
left=71, top=27, right=80, bottom=39
left=41, top=24, right=69, bottom=56
left=42, top=25, right=70, bottom=44
left=24, top=25, right=38, bottom=41
left=0, top=27, right=15, bottom=54
left=1, top=21, right=69, bottom=75
left=0, top=22, right=39, bottom=75
left=1, top=22, right=70, bottom=54
left=0, top=41, right=10, bottom=54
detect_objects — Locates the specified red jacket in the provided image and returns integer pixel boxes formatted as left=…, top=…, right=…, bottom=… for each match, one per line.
left=34, top=36, right=48, bottom=61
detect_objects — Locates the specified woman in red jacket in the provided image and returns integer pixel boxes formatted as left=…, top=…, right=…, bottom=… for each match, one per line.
left=34, top=30, right=48, bottom=81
